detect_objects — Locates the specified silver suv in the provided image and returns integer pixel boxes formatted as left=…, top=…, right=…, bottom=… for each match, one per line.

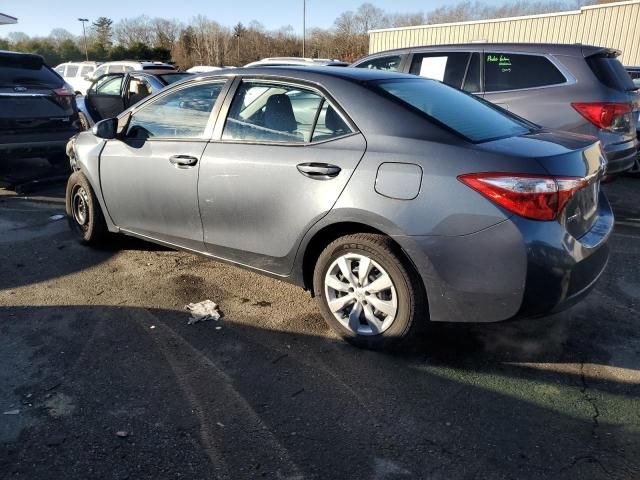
left=353, top=43, right=639, bottom=174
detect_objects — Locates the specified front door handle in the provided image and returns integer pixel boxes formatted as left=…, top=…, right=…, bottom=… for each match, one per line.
left=170, top=155, right=198, bottom=167
left=297, top=163, right=341, bottom=180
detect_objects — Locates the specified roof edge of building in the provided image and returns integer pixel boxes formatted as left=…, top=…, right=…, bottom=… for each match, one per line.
left=368, top=0, right=640, bottom=34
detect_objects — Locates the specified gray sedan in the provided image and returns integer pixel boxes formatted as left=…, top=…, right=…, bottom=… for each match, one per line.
left=65, top=67, right=613, bottom=349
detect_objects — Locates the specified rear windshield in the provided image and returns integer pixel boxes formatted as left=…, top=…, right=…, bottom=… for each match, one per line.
left=0, top=56, right=63, bottom=88
left=160, top=73, right=192, bottom=84
left=588, top=55, right=637, bottom=91
left=143, top=65, right=175, bottom=71
left=369, top=78, right=531, bottom=142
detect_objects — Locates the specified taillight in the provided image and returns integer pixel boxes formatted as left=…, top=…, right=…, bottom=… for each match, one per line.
left=458, top=173, right=588, bottom=221
left=571, top=102, right=632, bottom=132
left=53, top=87, right=74, bottom=96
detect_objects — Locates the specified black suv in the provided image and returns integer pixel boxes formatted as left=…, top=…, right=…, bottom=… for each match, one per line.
left=0, top=50, right=81, bottom=166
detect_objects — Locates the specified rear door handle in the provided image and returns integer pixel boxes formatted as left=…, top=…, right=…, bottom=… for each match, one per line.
left=170, top=155, right=198, bottom=167
left=296, top=163, right=341, bottom=180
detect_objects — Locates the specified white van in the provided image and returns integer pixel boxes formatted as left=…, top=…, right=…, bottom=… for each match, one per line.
left=90, top=61, right=176, bottom=81
left=54, top=61, right=99, bottom=95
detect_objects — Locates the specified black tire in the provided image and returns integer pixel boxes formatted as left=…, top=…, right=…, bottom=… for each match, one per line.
left=65, top=172, right=108, bottom=245
left=78, top=112, right=90, bottom=131
left=313, top=233, right=427, bottom=350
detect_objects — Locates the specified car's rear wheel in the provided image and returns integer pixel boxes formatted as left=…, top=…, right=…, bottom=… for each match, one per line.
left=313, top=233, right=426, bottom=350
left=65, top=172, right=108, bottom=245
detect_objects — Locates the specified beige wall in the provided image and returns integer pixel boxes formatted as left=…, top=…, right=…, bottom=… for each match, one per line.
left=369, top=0, right=640, bottom=65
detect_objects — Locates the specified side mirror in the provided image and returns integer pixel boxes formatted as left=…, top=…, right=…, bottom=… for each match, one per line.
left=84, top=75, right=92, bottom=81
left=92, top=118, right=118, bottom=139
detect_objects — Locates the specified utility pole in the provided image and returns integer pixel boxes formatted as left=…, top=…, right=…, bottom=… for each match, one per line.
left=302, top=0, right=306, bottom=58
left=78, top=18, right=89, bottom=61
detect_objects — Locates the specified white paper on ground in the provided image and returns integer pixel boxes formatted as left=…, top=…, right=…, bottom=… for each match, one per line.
left=185, top=300, right=222, bottom=325
left=419, top=56, right=448, bottom=81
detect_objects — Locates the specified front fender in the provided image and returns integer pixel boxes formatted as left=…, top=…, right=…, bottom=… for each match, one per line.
left=71, top=132, right=118, bottom=232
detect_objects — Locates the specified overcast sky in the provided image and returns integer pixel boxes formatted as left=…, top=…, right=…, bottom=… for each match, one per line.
left=0, top=0, right=504, bottom=38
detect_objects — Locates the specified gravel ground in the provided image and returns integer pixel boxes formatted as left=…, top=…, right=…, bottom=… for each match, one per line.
left=1, top=157, right=639, bottom=480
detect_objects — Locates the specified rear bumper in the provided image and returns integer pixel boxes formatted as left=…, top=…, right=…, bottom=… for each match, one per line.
left=603, top=137, right=638, bottom=174
left=395, top=193, right=613, bottom=323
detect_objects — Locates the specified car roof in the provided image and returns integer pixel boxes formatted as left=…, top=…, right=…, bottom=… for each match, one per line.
left=245, top=57, right=349, bottom=67
left=197, top=65, right=415, bottom=82
left=0, top=49, right=42, bottom=61
left=357, top=42, right=618, bottom=59
left=133, top=69, right=188, bottom=76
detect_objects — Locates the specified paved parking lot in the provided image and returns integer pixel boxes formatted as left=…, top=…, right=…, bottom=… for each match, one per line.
left=1, top=157, right=639, bottom=480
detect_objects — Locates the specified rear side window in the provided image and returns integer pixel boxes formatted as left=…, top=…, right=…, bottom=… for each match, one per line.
left=0, top=56, right=63, bottom=88
left=484, top=53, right=566, bottom=92
left=409, top=52, right=471, bottom=89
left=356, top=55, right=402, bottom=72
left=66, top=65, right=79, bottom=77
left=371, top=78, right=531, bottom=143
left=588, top=56, right=636, bottom=91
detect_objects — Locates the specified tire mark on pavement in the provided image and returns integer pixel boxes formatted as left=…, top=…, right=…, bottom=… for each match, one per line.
left=136, top=308, right=303, bottom=480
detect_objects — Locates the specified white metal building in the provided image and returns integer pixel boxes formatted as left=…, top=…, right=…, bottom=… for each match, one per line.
left=0, top=13, right=17, bottom=26
left=369, top=0, right=640, bottom=66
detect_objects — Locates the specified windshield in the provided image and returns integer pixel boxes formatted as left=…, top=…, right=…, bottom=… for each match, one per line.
left=368, top=78, right=532, bottom=143
left=160, top=73, right=192, bottom=84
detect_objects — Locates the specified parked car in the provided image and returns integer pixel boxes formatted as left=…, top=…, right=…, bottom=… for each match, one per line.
left=626, top=67, right=640, bottom=173
left=76, top=70, right=192, bottom=128
left=626, top=66, right=640, bottom=88
left=89, top=61, right=176, bottom=82
left=65, top=67, right=612, bottom=350
left=353, top=43, right=639, bottom=175
left=1, top=51, right=81, bottom=166
left=244, top=57, right=349, bottom=67
left=54, top=61, right=99, bottom=95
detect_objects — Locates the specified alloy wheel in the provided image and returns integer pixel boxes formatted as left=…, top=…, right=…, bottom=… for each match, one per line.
left=324, top=253, right=398, bottom=336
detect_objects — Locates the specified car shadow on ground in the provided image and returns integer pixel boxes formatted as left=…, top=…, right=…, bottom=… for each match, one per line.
left=1, top=303, right=638, bottom=479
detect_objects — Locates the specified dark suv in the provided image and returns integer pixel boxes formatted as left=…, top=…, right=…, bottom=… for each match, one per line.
left=353, top=43, right=639, bottom=174
left=0, top=50, right=81, bottom=166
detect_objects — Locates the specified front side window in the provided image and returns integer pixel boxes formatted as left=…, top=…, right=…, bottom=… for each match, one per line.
left=355, top=55, right=402, bottom=72
left=371, top=78, right=531, bottom=143
left=409, top=52, right=471, bottom=89
left=54, top=65, right=66, bottom=75
left=126, top=81, right=225, bottom=140
left=80, top=65, right=94, bottom=76
left=93, top=75, right=123, bottom=95
left=484, top=53, right=566, bottom=92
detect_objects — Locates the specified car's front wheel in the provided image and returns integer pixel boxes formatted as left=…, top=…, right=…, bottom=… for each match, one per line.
left=313, top=233, right=426, bottom=350
left=65, top=172, right=108, bottom=245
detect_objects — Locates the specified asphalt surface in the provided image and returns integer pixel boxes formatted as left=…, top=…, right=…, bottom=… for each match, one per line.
left=1, top=157, right=639, bottom=480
